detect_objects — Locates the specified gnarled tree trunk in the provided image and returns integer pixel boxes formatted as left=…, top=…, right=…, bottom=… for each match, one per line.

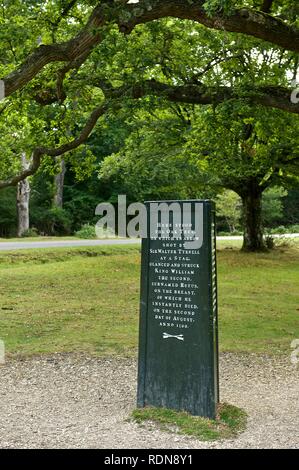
left=17, top=153, right=30, bottom=237
left=241, top=183, right=266, bottom=252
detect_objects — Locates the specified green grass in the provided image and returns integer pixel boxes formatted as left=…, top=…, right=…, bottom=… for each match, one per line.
left=218, top=239, right=299, bottom=353
left=0, top=236, right=78, bottom=242
left=0, top=245, right=141, bottom=357
left=0, top=241, right=298, bottom=357
left=132, top=403, right=247, bottom=441
left=0, top=235, right=129, bottom=242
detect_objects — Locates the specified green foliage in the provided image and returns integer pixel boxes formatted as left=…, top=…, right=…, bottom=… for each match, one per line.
left=290, top=224, right=299, bottom=233
left=203, top=0, right=237, bottom=16
left=265, top=234, right=296, bottom=250
left=185, top=103, right=299, bottom=189
left=75, top=223, right=96, bottom=239
left=282, top=190, right=299, bottom=226
left=262, top=187, right=288, bottom=227
left=21, top=227, right=39, bottom=238
left=216, top=190, right=242, bottom=232
left=0, top=0, right=103, bottom=185
left=31, top=206, right=72, bottom=235
left=0, top=187, right=17, bottom=237
left=46, top=206, right=72, bottom=235
left=98, top=101, right=215, bottom=202
left=63, top=187, right=100, bottom=232
left=268, top=225, right=297, bottom=234
left=0, top=0, right=298, bottom=241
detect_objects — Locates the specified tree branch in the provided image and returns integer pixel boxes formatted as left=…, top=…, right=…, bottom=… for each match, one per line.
left=127, top=80, right=299, bottom=114
left=0, top=104, right=107, bottom=189
left=122, top=0, right=299, bottom=54
left=1, top=78, right=298, bottom=189
left=3, top=3, right=107, bottom=97
left=1, top=0, right=299, bottom=98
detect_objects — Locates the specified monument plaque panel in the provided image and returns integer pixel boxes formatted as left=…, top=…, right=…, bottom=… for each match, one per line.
left=137, top=200, right=219, bottom=419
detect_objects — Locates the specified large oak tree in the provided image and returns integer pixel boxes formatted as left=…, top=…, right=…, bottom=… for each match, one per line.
left=0, top=1, right=298, bottom=238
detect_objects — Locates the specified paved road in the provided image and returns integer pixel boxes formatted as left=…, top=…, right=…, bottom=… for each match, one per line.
left=0, top=234, right=298, bottom=251
left=0, top=238, right=141, bottom=251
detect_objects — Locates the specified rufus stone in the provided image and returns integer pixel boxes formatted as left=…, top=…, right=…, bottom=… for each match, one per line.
left=137, top=200, right=219, bottom=419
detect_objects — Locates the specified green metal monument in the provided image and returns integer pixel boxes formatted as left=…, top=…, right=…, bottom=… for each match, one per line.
left=137, top=200, right=219, bottom=419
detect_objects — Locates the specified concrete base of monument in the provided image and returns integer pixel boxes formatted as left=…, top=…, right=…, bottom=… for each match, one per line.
left=131, top=403, right=247, bottom=441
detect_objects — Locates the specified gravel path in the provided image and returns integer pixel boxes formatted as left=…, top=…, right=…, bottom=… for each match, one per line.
left=0, top=353, right=298, bottom=449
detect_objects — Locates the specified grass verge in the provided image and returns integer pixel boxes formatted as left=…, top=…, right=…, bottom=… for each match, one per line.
left=0, top=241, right=298, bottom=357
left=0, top=236, right=78, bottom=242
left=132, top=403, right=247, bottom=441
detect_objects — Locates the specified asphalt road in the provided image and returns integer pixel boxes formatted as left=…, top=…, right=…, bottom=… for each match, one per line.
left=0, top=238, right=141, bottom=251
left=0, top=234, right=298, bottom=251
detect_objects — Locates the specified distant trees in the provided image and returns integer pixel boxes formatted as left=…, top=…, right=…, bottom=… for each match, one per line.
left=262, top=187, right=288, bottom=228
left=216, top=191, right=241, bottom=234
left=184, top=104, right=299, bottom=250
left=99, top=98, right=299, bottom=250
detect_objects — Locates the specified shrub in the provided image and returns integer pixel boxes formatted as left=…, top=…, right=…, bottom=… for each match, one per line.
left=262, top=187, right=287, bottom=228
left=217, top=230, right=242, bottom=236
left=21, top=227, right=39, bottom=238
left=75, top=224, right=116, bottom=239
left=47, top=207, right=72, bottom=235
left=31, top=206, right=72, bottom=235
left=75, top=224, right=96, bottom=239
left=269, top=225, right=288, bottom=234
left=0, top=187, right=17, bottom=237
left=95, top=225, right=116, bottom=238
left=289, top=224, right=299, bottom=233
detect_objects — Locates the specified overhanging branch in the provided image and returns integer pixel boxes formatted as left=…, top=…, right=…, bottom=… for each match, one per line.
left=1, top=78, right=298, bottom=189
left=0, top=104, right=107, bottom=189
left=126, top=80, right=299, bottom=114
left=1, top=0, right=299, bottom=99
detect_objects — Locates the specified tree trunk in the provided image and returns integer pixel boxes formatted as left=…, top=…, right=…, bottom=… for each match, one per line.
left=17, top=153, right=30, bottom=237
left=53, top=158, right=66, bottom=208
left=241, top=187, right=266, bottom=252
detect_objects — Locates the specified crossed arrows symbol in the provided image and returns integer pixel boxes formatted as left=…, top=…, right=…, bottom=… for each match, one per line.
left=163, top=332, right=184, bottom=341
